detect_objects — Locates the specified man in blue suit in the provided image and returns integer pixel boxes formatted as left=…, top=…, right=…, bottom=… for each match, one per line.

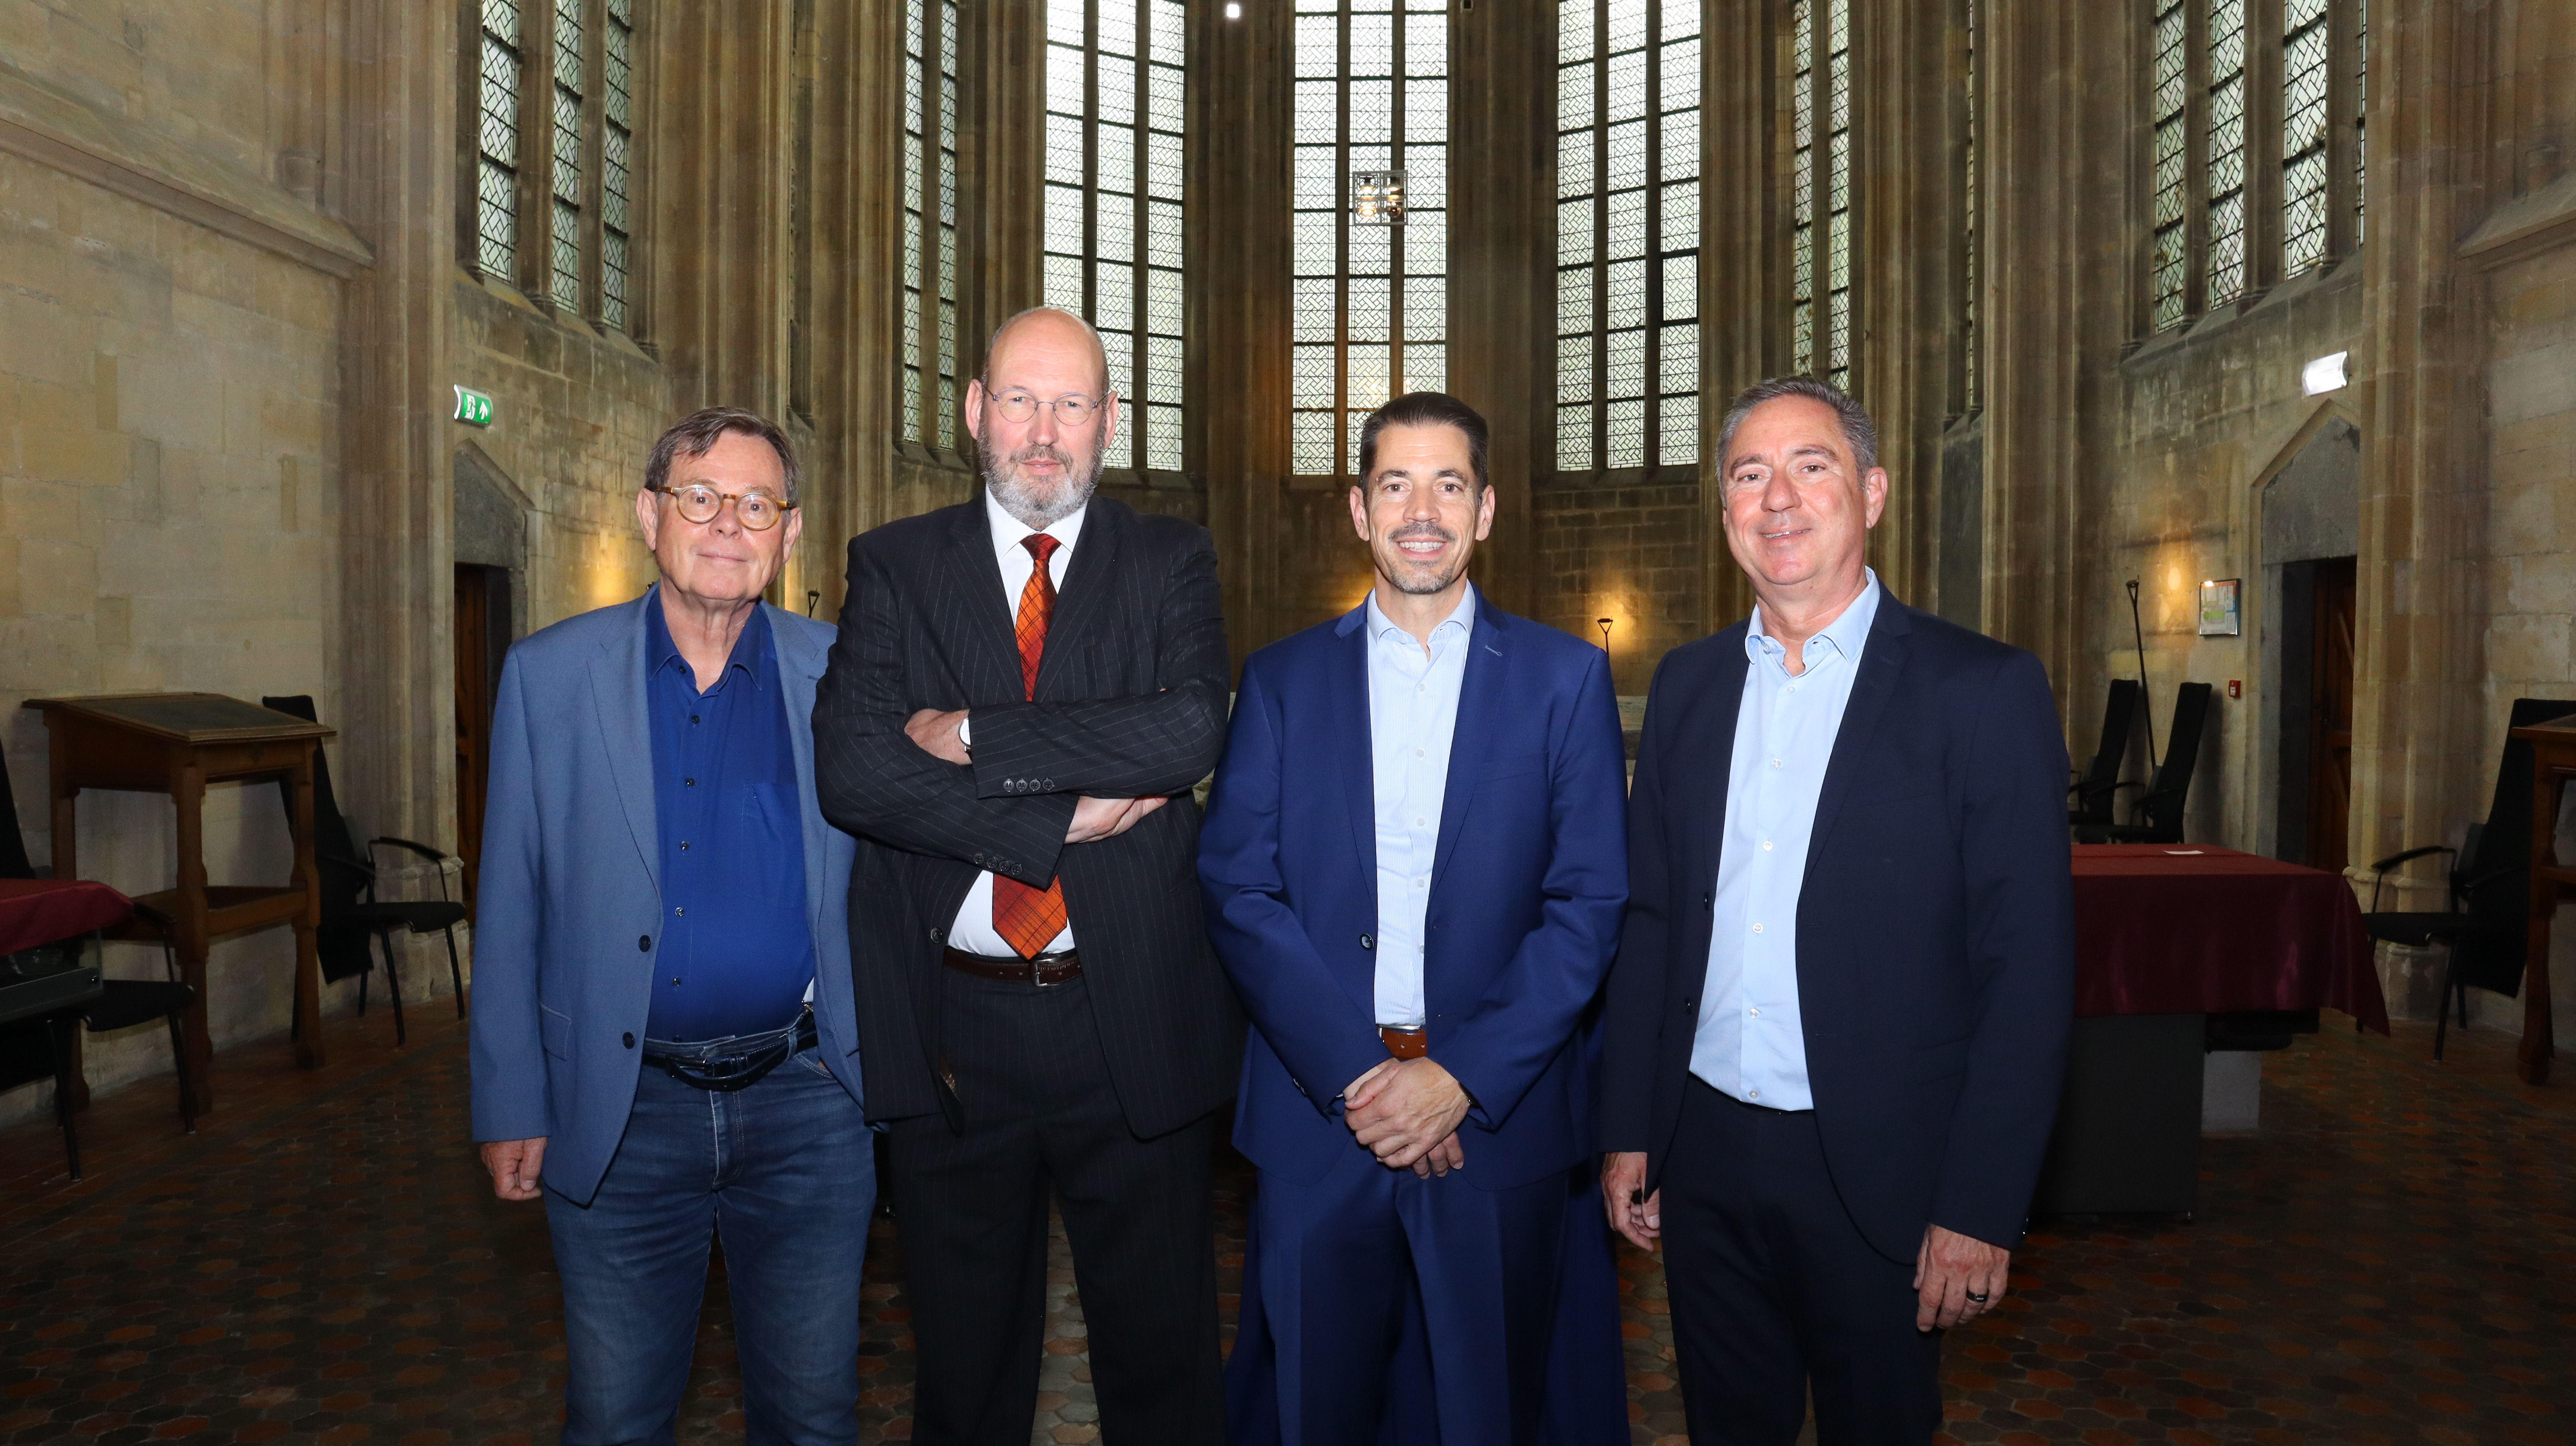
left=1599, top=378, right=2074, bottom=1444
left=469, top=407, right=870, bottom=1446
left=1202, top=392, right=1631, bottom=1445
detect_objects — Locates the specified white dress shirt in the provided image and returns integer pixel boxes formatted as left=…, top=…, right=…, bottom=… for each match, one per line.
left=1364, top=583, right=1477, bottom=1030
left=1689, top=569, right=1883, bottom=1109
left=946, top=488, right=1087, bottom=957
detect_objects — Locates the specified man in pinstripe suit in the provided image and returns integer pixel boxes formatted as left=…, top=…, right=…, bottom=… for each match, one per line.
left=814, top=307, right=1237, bottom=1446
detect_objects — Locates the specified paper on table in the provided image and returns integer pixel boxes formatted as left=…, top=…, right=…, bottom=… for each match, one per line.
left=2164, top=849, right=2205, bottom=855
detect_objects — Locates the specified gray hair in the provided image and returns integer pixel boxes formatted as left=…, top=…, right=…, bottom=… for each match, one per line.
left=1715, top=376, right=1880, bottom=476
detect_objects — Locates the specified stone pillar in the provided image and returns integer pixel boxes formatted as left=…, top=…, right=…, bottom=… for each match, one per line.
left=336, top=0, right=459, bottom=845
left=1696, top=0, right=1782, bottom=634
left=2345, top=0, right=2493, bottom=899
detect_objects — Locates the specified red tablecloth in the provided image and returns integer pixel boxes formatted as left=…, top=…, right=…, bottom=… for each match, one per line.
left=2072, top=845, right=2388, bottom=1032
left=0, top=878, right=134, bottom=955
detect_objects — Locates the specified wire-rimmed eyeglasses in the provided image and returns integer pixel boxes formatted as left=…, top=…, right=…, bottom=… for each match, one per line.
left=649, top=482, right=797, bottom=531
left=982, top=386, right=1111, bottom=427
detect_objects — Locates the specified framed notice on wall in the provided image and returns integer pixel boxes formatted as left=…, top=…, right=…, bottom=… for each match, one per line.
left=2198, top=578, right=2242, bottom=636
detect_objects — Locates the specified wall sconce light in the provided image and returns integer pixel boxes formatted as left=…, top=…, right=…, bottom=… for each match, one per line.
left=1352, top=169, right=1406, bottom=226
left=1597, top=617, right=1615, bottom=651
left=2301, top=351, right=2349, bottom=395
left=1224, top=2, right=1241, bottom=17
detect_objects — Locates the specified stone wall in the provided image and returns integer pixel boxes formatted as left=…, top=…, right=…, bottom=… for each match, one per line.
left=1534, top=476, right=1706, bottom=694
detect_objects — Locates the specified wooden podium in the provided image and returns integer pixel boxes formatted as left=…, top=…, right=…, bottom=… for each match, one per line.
left=23, top=693, right=334, bottom=1114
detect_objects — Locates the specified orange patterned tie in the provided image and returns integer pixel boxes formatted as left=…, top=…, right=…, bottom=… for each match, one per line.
left=993, top=533, right=1068, bottom=958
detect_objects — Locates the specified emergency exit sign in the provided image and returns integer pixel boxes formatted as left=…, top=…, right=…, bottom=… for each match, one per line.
left=453, top=385, right=495, bottom=427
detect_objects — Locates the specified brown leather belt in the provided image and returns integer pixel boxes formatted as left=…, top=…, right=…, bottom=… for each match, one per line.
left=1379, top=1026, right=1428, bottom=1059
left=943, top=946, right=1084, bottom=987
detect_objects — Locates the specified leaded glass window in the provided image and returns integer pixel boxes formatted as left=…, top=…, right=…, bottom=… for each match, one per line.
left=1555, top=0, right=1700, bottom=474
left=2148, top=0, right=2187, bottom=329
left=1291, top=0, right=1449, bottom=478
left=1044, top=0, right=1188, bottom=474
left=602, top=0, right=634, bottom=331
left=550, top=3, right=584, bottom=308
left=2203, top=0, right=2248, bottom=306
left=1788, top=0, right=1851, bottom=391
left=2281, top=0, right=2329, bottom=274
left=476, top=0, right=522, bottom=279
left=901, top=0, right=962, bottom=450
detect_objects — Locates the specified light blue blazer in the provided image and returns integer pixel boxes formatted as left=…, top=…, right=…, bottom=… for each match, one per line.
left=467, top=589, right=863, bottom=1206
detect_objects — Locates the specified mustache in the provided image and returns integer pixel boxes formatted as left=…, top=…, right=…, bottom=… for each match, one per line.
left=1389, top=521, right=1456, bottom=546
left=1010, top=444, right=1075, bottom=471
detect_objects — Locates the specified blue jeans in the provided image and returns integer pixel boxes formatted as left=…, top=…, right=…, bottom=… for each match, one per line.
left=545, top=1044, right=875, bottom=1446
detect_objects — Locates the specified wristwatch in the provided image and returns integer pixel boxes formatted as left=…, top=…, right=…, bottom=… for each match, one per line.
left=956, top=714, right=972, bottom=757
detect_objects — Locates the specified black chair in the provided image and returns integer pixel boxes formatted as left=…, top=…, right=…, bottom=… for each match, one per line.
left=0, top=761, right=197, bottom=1180
left=2363, top=697, right=2576, bottom=1060
left=2074, top=682, right=2215, bottom=846
left=2070, top=678, right=2145, bottom=827
left=261, top=697, right=466, bottom=1046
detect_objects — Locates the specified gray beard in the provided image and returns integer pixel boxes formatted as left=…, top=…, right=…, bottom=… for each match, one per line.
left=982, top=444, right=1102, bottom=530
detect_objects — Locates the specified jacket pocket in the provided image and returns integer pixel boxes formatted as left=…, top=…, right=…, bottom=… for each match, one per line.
left=1910, top=1035, right=1971, bottom=1082
left=540, top=1004, right=575, bottom=1062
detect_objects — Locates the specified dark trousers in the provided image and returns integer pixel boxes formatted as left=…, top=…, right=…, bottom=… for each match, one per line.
left=885, top=969, right=1225, bottom=1446
left=1660, top=1078, right=1942, bottom=1446
left=545, top=1045, right=875, bottom=1446
left=1232, top=1145, right=1570, bottom=1446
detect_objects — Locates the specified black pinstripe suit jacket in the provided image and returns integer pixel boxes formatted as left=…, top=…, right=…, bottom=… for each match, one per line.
left=813, top=492, right=1243, bottom=1134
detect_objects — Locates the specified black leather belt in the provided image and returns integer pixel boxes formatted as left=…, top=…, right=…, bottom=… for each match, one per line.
left=942, top=946, right=1084, bottom=986
left=641, top=1008, right=817, bottom=1091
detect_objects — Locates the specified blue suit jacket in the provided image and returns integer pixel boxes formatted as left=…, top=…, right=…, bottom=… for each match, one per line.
left=1598, top=594, right=2074, bottom=1261
left=1200, top=600, right=1628, bottom=1191
left=467, top=590, right=863, bottom=1205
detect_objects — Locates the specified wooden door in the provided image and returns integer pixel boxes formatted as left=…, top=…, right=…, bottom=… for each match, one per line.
left=2304, top=556, right=2357, bottom=872
left=453, top=565, right=497, bottom=905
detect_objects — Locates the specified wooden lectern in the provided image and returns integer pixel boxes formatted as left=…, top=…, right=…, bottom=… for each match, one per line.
left=23, top=693, right=334, bottom=1114
left=2515, top=714, right=2576, bottom=1085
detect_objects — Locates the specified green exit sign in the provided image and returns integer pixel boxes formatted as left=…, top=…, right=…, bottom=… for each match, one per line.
left=453, top=385, right=495, bottom=427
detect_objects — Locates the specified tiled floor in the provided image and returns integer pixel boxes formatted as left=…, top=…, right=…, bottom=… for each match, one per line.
left=1, top=1004, right=2569, bottom=1444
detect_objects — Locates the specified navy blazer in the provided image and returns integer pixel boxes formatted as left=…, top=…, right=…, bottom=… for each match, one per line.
left=468, top=592, right=863, bottom=1206
left=1598, top=594, right=2074, bottom=1261
left=1200, top=599, right=1629, bottom=1191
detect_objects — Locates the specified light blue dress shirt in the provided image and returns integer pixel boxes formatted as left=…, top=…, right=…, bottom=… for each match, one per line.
left=1689, top=570, right=1884, bottom=1109
left=1365, top=583, right=1477, bottom=1030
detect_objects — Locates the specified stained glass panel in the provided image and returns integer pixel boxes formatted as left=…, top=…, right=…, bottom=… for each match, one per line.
left=2204, top=0, right=2248, bottom=306
left=476, top=2, right=521, bottom=280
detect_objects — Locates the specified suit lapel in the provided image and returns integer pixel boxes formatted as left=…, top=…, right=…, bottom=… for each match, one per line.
left=943, top=499, right=1023, bottom=701
left=1687, top=621, right=1752, bottom=893
left=1036, top=499, right=1123, bottom=699
left=1428, top=605, right=1508, bottom=897
left=769, top=605, right=832, bottom=948
left=1330, top=610, right=1377, bottom=887
left=589, top=592, right=659, bottom=896
left=1804, top=598, right=1913, bottom=864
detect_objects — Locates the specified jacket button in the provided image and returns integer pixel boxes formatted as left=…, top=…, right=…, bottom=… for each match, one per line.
left=623, top=1032, right=636, bottom=1048
left=1701, top=893, right=1713, bottom=908
left=1359, top=933, right=1375, bottom=950
left=930, top=926, right=945, bottom=942
left=1682, top=998, right=1696, bottom=1012
left=638, top=934, right=652, bottom=951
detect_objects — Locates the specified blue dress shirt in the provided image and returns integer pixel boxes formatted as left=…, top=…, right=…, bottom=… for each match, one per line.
left=1364, top=583, right=1476, bottom=1030
left=1689, top=570, right=1884, bottom=1109
left=643, top=592, right=814, bottom=1041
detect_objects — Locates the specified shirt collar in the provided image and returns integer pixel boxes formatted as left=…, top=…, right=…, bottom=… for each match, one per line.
left=984, top=485, right=1088, bottom=566
left=1746, top=568, right=1882, bottom=667
left=645, top=584, right=771, bottom=688
left=1365, top=582, right=1477, bottom=650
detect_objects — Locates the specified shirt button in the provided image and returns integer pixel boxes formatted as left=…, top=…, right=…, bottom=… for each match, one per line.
left=691, top=714, right=701, bottom=724
left=1415, top=748, right=1425, bottom=758
left=674, top=906, right=685, bottom=916
left=1749, top=1089, right=1761, bottom=1100
left=1751, top=923, right=1764, bottom=934
left=1761, top=839, right=1774, bottom=851
left=679, top=841, right=690, bottom=851
left=1771, top=758, right=1782, bottom=768
left=685, top=778, right=696, bottom=787
left=1749, top=1006, right=1760, bottom=1017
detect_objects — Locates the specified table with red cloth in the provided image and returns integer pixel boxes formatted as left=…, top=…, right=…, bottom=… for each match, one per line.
left=0, top=878, right=133, bottom=956
left=2036, top=846, right=2388, bottom=1218
left=2072, top=844, right=2389, bottom=1031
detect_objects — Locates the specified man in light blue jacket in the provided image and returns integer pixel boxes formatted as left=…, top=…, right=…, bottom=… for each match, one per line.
left=468, top=407, right=869, bottom=1446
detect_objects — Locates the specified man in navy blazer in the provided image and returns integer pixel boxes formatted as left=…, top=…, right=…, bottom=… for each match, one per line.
left=1202, top=393, right=1631, bottom=1444
left=469, top=409, right=870, bottom=1446
left=1598, top=378, right=2074, bottom=1444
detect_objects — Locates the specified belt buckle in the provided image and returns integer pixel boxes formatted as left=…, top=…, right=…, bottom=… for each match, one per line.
left=1029, top=952, right=1074, bottom=987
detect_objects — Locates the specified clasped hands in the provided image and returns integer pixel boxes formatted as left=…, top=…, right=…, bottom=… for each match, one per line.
left=905, top=707, right=1165, bottom=843
left=1343, top=1057, right=1470, bottom=1179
